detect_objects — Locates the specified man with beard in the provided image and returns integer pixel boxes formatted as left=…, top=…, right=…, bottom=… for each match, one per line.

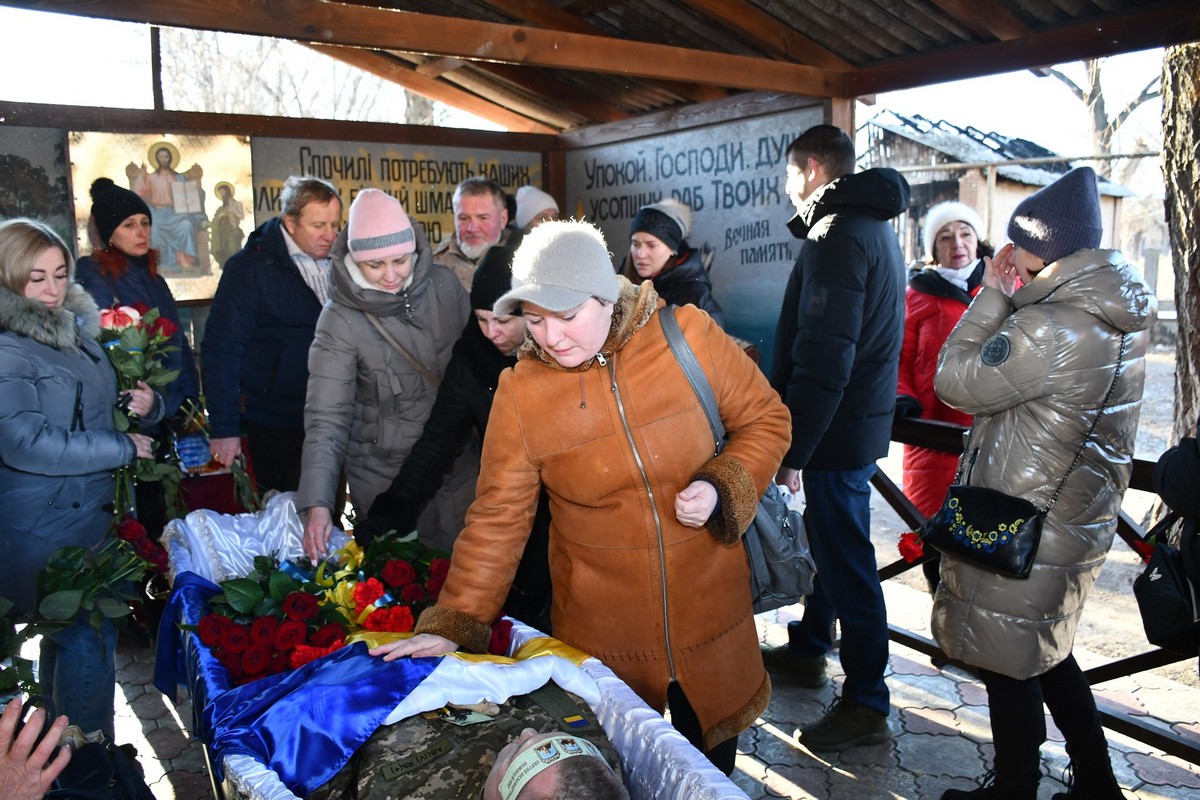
left=433, top=176, right=517, bottom=290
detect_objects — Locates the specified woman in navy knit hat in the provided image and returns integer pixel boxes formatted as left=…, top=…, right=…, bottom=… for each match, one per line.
left=932, top=167, right=1156, bottom=799
left=622, top=198, right=725, bottom=328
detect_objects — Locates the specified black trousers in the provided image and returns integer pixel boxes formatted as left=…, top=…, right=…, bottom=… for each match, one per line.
left=666, top=682, right=739, bottom=775
left=246, top=423, right=305, bottom=494
left=979, top=653, right=1116, bottom=795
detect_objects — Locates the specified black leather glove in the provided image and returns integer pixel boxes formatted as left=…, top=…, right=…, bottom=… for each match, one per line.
left=895, top=395, right=923, bottom=419
left=352, top=514, right=398, bottom=549
left=353, top=493, right=419, bottom=548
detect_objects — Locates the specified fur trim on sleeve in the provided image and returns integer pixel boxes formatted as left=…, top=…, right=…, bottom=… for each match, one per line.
left=414, top=604, right=493, bottom=654
left=693, top=453, right=761, bottom=545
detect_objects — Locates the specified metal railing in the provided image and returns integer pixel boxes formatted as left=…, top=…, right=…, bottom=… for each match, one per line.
left=877, top=416, right=1198, bottom=763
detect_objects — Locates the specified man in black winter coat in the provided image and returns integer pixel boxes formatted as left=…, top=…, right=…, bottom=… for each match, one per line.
left=767, top=125, right=910, bottom=752
left=202, top=176, right=342, bottom=494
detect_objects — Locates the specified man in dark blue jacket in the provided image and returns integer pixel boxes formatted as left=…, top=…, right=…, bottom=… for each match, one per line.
left=768, top=125, right=910, bottom=752
left=202, top=176, right=341, bottom=493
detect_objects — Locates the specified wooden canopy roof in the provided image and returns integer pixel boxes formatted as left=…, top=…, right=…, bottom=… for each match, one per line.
left=11, top=0, right=1200, bottom=134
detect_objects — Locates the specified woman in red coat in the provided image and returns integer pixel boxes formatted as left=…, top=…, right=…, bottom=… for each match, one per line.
left=896, top=202, right=991, bottom=591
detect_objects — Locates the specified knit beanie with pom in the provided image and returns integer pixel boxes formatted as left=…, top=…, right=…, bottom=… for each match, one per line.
left=1007, top=167, right=1103, bottom=265
left=494, top=220, right=619, bottom=316
left=347, top=189, right=416, bottom=262
left=90, top=178, right=152, bottom=247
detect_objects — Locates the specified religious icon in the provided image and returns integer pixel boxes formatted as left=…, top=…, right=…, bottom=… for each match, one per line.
left=126, top=141, right=210, bottom=273
left=210, top=180, right=247, bottom=269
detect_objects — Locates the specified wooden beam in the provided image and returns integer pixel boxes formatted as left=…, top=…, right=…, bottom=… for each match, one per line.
left=468, top=0, right=730, bottom=103
left=844, top=3, right=1200, bottom=96
left=927, top=0, right=1031, bottom=41
left=0, top=99, right=556, bottom=150
left=827, top=97, right=855, bottom=135
left=458, top=61, right=631, bottom=124
left=680, top=0, right=853, bottom=70
left=12, top=0, right=840, bottom=96
left=557, top=91, right=823, bottom=150
left=304, top=44, right=557, bottom=133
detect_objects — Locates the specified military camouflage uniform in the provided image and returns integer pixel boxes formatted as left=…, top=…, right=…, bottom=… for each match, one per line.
left=308, top=682, right=618, bottom=800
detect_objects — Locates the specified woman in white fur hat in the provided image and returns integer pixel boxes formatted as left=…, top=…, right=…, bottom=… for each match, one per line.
left=896, top=201, right=992, bottom=591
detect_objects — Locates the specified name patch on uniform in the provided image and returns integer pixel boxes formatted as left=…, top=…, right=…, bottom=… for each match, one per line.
left=381, top=736, right=454, bottom=780
left=981, top=334, right=1011, bottom=366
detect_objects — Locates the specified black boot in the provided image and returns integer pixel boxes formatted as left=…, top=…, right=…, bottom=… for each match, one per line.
left=1041, top=656, right=1126, bottom=799
left=941, top=770, right=1038, bottom=800
left=1049, top=748, right=1125, bottom=799
left=941, top=771, right=1001, bottom=799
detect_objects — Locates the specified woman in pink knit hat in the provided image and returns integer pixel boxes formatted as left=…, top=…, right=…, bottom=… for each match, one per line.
left=297, top=189, right=470, bottom=557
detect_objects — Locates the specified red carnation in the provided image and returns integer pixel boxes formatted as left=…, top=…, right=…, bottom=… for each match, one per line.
left=898, top=531, right=925, bottom=563
left=221, top=624, right=251, bottom=654
left=309, top=622, right=346, bottom=648
left=282, top=591, right=319, bottom=621
left=130, top=301, right=151, bottom=315
left=198, top=613, right=233, bottom=647
left=381, top=559, right=417, bottom=588
left=242, top=644, right=272, bottom=675
left=364, top=605, right=414, bottom=633
left=1132, top=539, right=1154, bottom=563
left=273, top=619, right=307, bottom=651
left=250, top=615, right=279, bottom=644
left=429, top=558, right=451, bottom=582
left=399, top=582, right=427, bottom=604
left=353, top=578, right=386, bottom=616
left=289, top=640, right=343, bottom=670
left=489, top=618, right=514, bottom=656
left=115, top=516, right=147, bottom=542
left=150, top=315, right=178, bottom=340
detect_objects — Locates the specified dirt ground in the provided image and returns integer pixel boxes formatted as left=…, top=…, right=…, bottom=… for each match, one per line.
left=873, top=342, right=1199, bottom=688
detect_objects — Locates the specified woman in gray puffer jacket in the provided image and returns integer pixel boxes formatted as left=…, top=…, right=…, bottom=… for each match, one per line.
left=0, top=218, right=158, bottom=740
left=298, top=190, right=469, bottom=557
left=932, top=168, right=1155, bottom=800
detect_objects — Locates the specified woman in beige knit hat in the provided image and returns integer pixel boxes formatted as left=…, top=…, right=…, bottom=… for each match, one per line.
left=372, top=220, right=790, bottom=775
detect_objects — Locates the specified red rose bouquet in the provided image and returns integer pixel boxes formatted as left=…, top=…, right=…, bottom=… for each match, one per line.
left=192, top=555, right=350, bottom=686
left=97, top=302, right=184, bottom=519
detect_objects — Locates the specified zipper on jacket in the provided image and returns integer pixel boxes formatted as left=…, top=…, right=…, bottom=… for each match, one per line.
left=71, top=382, right=85, bottom=432
left=604, top=353, right=677, bottom=682
left=965, top=447, right=979, bottom=483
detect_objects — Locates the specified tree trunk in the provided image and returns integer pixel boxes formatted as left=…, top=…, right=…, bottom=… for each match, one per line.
left=1163, top=43, right=1200, bottom=440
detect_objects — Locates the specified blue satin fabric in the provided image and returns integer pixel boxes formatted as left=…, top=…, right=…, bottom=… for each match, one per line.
left=152, top=570, right=442, bottom=796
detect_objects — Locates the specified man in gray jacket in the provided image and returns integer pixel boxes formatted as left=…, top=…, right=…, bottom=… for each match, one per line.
left=433, top=176, right=517, bottom=291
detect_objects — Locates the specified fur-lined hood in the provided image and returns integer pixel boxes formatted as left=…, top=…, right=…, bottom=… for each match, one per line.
left=517, top=276, right=658, bottom=371
left=0, top=283, right=100, bottom=350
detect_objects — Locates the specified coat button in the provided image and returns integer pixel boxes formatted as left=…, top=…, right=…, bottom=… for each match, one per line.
left=72, top=501, right=81, bottom=508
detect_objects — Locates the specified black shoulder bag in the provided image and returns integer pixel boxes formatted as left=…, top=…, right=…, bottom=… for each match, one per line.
left=922, top=332, right=1127, bottom=580
left=659, top=305, right=815, bottom=613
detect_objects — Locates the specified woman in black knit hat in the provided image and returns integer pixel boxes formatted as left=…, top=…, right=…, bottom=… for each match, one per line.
left=933, top=167, right=1155, bottom=800
left=621, top=198, right=725, bottom=328
left=75, top=177, right=201, bottom=537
